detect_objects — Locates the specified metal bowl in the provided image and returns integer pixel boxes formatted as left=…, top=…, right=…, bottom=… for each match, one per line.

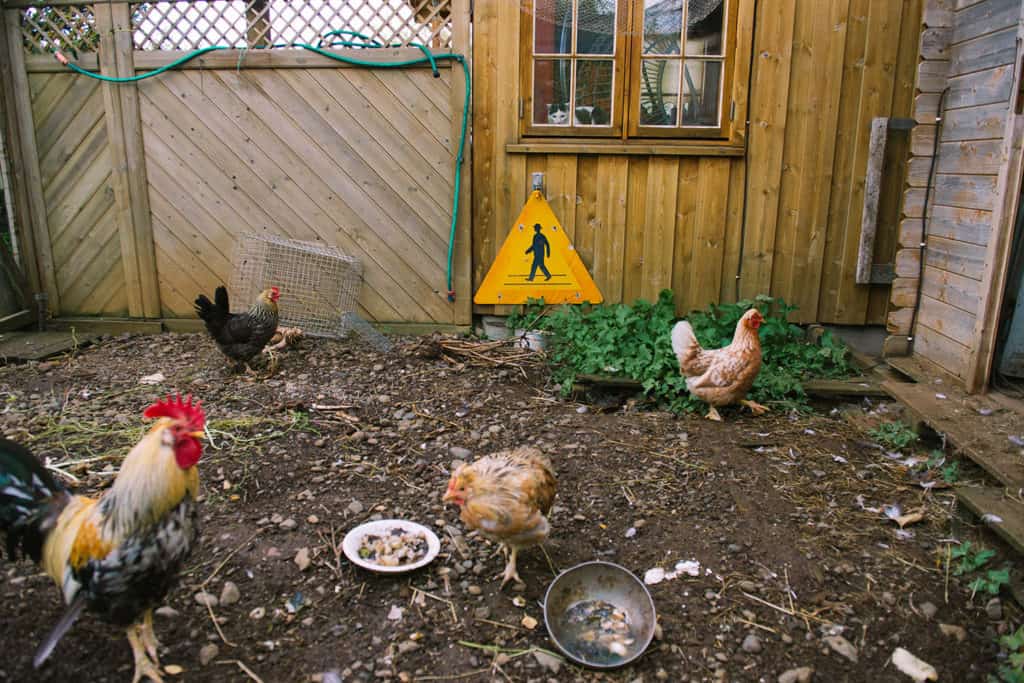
left=543, top=561, right=656, bottom=668
left=342, top=519, right=440, bottom=574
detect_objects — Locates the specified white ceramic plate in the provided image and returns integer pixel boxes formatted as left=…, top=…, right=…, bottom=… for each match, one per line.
left=342, top=519, right=441, bottom=574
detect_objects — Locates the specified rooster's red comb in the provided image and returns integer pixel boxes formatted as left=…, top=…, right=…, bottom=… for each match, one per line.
left=143, top=394, right=205, bottom=430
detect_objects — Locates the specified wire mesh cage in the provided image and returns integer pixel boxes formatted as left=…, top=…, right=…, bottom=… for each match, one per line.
left=230, top=233, right=363, bottom=338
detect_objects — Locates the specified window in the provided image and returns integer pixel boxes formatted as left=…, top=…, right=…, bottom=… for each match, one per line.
left=521, top=0, right=739, bottom=140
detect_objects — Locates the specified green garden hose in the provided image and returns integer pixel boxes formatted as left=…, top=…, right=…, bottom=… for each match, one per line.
left=54, top=33, right=469, bottom=303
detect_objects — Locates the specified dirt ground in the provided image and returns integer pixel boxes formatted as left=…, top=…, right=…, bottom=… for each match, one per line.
left=0, top=332, right=1013, bottom=682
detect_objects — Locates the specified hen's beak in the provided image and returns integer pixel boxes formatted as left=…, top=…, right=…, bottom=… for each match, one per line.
left=190, top=431, right=206, bottom=439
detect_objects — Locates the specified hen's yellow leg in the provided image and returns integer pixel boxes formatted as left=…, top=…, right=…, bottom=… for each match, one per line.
left=140, top=609, right=160, bottom=666
left=498, top=547, right=522, bottom=588
left=127, top=624, right=163, bottom=683
left=740, top=399, right=769, bottom=415
left=705, top=405, right=723, bottom=421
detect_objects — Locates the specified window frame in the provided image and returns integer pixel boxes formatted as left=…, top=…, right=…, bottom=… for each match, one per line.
left=628, top=0, right=739, bottom=139
left=519, top=0, right=740, bottom=142
left=519, top=0, right=631, bottom=138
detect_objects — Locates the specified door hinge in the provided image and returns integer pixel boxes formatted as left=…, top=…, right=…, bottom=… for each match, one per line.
left=729, top=100, right=736, bottom=121
left=519, top=97, right=524, bottom=119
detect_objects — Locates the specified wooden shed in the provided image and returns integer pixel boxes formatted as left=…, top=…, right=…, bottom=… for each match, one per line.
left=883, top=0, right=1024, bottom=393
left=472, top=0, right=925, bottom=326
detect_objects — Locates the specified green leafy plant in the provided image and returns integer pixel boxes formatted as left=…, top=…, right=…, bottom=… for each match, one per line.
left=970, top=567, right=1010, bottom=596
left=992, top=626, right=1024, bottom=683
left=868, top=420, right=918, bottom=450
left=924, top=450, right=960, bottom=484
left=505, top=298, right=548, bottom=334
left=952, top=540, right=995, bottom=576
left=507, top=290, right=854, bottom=413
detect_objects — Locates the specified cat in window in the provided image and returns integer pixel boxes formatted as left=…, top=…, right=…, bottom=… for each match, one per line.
left=546, top=103, right=610, bottom=126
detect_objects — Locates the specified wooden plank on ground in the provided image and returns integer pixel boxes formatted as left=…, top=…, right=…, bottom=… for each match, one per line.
left=883, top=379, right=1024, bottom=488
left=0, top=330, right=98, bottom=360
left=957, top=486, right=1024, bottom=555
left=573, top=373, right=886, bottom=398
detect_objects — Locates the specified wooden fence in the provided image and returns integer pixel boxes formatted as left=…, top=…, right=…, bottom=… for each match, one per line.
left=0, top=0, right=471, bottom=328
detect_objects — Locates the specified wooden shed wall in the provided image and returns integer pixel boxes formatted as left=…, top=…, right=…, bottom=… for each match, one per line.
left=887, top=0, right=1020, bottom=382
left=473, top=0, right=923, bottom=324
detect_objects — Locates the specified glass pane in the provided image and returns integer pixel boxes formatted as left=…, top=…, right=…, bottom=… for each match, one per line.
left=680, top=59, right=722, bottom=126
left=577, top=0, right=616, bottom=55
left=639, top=59, right=680, bottom=126
left=574, top=60, right=614, bottom=125
left=685, top=0, right=725, bottom=56
left=643, top=0, right=681, bottom=55
left=534, top=0, right=573, bottom=54
left=534, top=58, right=574, bottom=125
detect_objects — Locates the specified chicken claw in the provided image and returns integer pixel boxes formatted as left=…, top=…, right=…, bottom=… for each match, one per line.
left=497, top=548, right=523, bottom=589
left=140, top=609, right=160, bottom=666
left=705, top=405, right=723, bottom=421
left=740, top=399, right=769, bottom=416
left=127, top=624, right=164, bottom=683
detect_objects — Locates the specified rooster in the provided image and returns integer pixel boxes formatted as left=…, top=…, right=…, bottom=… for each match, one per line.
left=442, top=447, right=556, bottom=588
left=0, top=395, right=205, bottom=682
left=194, top=285, right=280, bottom=372
left=671, top=308, right=767, bottom=421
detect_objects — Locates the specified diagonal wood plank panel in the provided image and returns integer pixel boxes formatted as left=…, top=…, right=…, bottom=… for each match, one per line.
left=137, top=66, right=456, bottom=323
left=29, top=73, right=126, bottom=316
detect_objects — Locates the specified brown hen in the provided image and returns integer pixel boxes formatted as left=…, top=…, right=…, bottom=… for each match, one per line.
left=442, top=447, right=556, bottom=587
left=671, top=308, right=767, bottom=421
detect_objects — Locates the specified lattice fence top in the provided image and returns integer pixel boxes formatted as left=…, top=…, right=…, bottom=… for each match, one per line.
left=19, top=0, right=452, bottom=53
left=19, top=6, right=100, bottom=54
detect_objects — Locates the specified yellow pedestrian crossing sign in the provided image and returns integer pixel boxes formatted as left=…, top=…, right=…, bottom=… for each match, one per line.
left=474, top=191, right=603, bottom=305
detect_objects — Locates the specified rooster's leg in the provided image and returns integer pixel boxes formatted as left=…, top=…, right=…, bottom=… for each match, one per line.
left=490, top=542, right=508, bottom=560
left=705, top=405, right=723, bottom=421
left=740, top=399, right=769, bottom=416
left=127, top=624, right=164, bottom=683
left=498, top=547, right=523, bottom=588
left=140, top=609, right=160, bottom=666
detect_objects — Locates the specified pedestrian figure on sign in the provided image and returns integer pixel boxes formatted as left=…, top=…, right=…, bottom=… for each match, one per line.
left=525, top=223, right=552, bottom=281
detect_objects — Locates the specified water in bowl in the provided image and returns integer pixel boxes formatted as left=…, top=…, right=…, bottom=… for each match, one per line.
left=560, top=599, right=639, bottom=666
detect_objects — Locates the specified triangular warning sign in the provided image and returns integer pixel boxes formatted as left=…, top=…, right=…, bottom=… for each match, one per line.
left=474, top=191, right=603, bottom=305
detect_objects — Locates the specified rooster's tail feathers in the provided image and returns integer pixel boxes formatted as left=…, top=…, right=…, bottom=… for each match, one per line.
left=671, top=320, right=697, bottom=359
left=33, top=592, right=86, bottom=669
left=0, top=439, right=68, bottom=562
left=194, top=286, right=230, bottom=334
left=214, top=285, right=230, bottom=313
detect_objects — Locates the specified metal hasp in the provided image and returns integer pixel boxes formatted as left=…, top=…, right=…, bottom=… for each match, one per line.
left=856, top=117, right=916, bottom=285
left=531, top=172, right=545, bottom=193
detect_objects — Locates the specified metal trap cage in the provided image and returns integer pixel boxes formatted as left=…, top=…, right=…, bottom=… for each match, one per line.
left=230, top=233, right=366, bottom=339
